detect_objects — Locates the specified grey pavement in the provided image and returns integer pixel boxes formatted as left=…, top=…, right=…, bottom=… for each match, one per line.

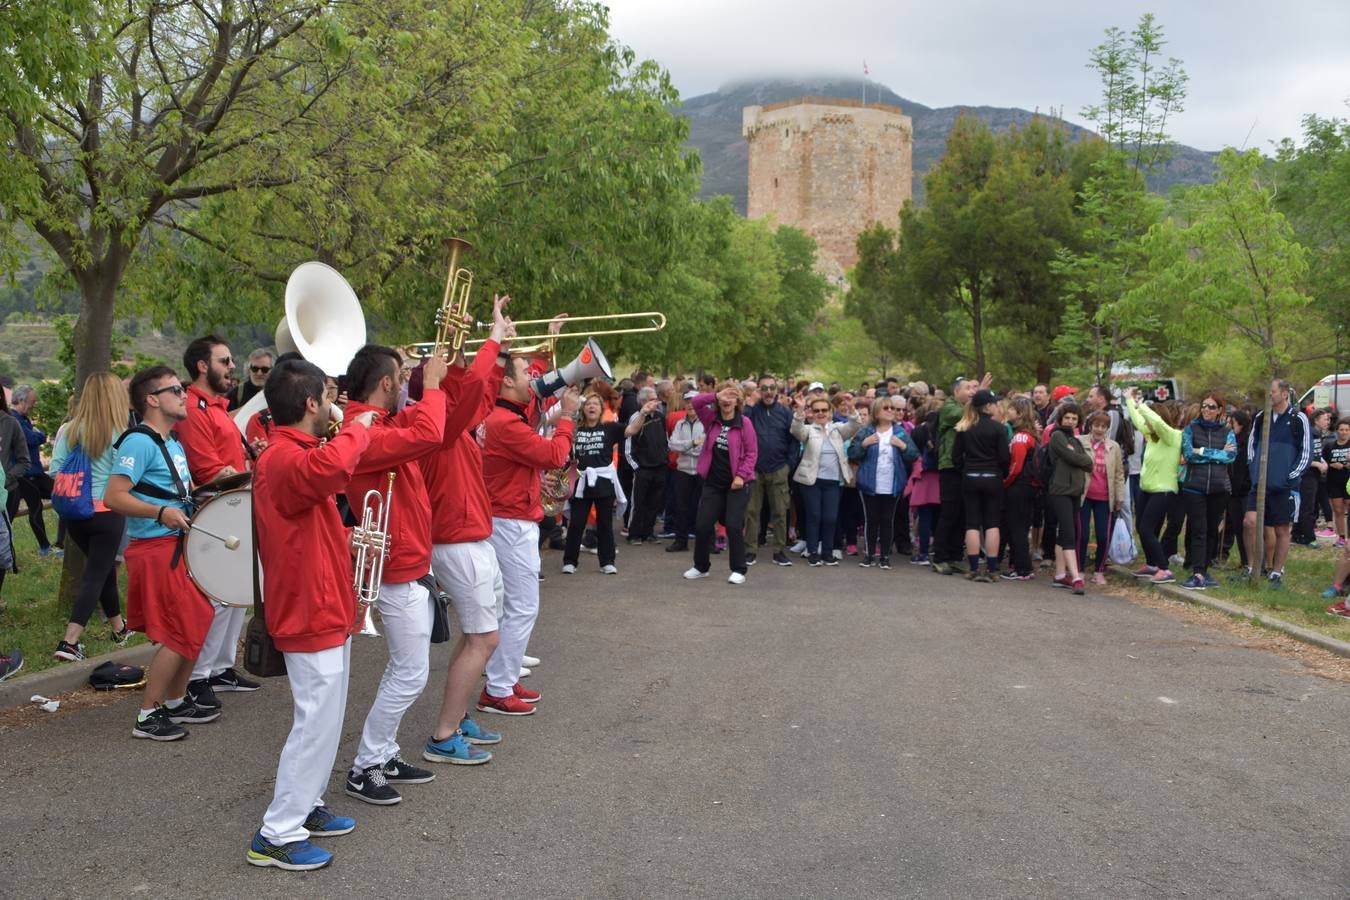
left=3, top=543, right=1349, bottom=899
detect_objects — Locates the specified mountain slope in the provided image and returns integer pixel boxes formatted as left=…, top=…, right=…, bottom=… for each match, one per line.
left=678, top=78, right=1216, bottom=212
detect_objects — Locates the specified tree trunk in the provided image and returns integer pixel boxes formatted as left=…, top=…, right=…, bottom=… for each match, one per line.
left=73, top=271, right=120, bottom=397
left=1252, top=390, right=1275, bottom=571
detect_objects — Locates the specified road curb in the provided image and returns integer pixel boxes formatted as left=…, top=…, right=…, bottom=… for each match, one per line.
left=1108, top=565, right=1350, bottom=659
left=0, top=643, right=158, bottom=711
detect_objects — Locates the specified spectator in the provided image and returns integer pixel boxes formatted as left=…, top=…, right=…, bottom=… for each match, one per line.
left=953, top=388, right=1011, bottom=582
left=1046, top=403, right=1093, bottom=595
left=789, top=392, right=861, bottom=566
left=665, top=391, right=705, bottom=554
left=8, top=384, right=58, bottom=556
left=1076, top=411, right=1126, bottom=586
left=1177, top=392, right=1237, bottom=591
left=228, top=348, right=274, bottom=411
left=744, top=375, right=795, bottom=566
left=684, top=382, right=757, bottom=585
left=850, top=396, right=918, bottom=569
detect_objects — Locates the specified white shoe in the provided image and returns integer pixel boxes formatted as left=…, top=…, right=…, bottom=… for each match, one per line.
left=522, top=655, right=541, bottom=668
left=519, top=666, right=532, bottom=678
left=561, top=564, right=576, bottom=574
left=832, top=548, right=843, bottom=560
left=601, top=564, right=618, bottom=574
left=1169, top=554, right=1185, bottom=566
left=683, top=567, right=710, bottom=580
left=728, top=572, right=746, bottom=585
left=790, top=540, right=807, bottom=554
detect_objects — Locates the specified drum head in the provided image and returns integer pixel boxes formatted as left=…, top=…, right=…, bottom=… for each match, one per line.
left=184, top=488, right=255, bottom=608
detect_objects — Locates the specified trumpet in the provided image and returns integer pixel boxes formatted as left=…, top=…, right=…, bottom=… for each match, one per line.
left=352, top=472, right=395, bottom=637
left=432, top=238, right=476, bottom=361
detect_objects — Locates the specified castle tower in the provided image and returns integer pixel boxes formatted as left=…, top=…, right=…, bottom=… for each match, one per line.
left=743, top=97, right=913, bottom=278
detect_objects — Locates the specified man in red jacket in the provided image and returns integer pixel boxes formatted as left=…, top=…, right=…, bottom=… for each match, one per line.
left=176, top=334, right=264, bottom=710
left=342, top=345, right=448, bottom=806
left=479, top=359, right=579, bottom=715
left=247, top=359, right=375, bottom=871
left=420, top=297, right=514, bottom=763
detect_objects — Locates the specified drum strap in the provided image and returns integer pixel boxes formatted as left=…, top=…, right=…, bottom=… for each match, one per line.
left=114, top=425, right=190, bottom=568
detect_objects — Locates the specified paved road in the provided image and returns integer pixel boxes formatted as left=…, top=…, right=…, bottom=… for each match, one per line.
left=4, top=544, right=1349, bottom=898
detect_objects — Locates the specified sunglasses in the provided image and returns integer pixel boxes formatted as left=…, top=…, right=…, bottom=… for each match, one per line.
left=213, top=356, right=233, bottom=366
left=760, top=385, right=777, bottom=392
left=250, top=365, right=272, bottom=374
left=1201, top=402, right=1220, bottom=410
left=152, top=384, right=186, bottom=397
left=810, top=407, right=830, bottom=413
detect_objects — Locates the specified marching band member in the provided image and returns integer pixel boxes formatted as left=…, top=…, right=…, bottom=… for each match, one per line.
left=342, top=345, right=449, bottom=805
left=176, top=335, right=262, bottom=710
left=246, top=359, right=377, bottom=871
left=104, top=367, right=216, bottom=741
left=479, top=355, right=580, bottom=716
left=420, top=296, right=514, bottom=764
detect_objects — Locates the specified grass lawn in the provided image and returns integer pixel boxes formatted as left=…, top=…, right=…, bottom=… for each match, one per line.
left=1, top=507, right=148, bottom=678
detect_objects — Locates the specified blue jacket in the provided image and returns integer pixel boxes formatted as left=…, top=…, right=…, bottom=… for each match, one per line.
left=849, top=425, right=919, bottom=496
left=1247, top=406, right=1312, bottom=493
left=14, top=412, right=46, bottom=476
left=745, top=401, right=795, bottom=473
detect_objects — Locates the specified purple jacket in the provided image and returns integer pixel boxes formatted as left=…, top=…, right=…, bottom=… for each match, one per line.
left=692, top=392, right=758, bottom=483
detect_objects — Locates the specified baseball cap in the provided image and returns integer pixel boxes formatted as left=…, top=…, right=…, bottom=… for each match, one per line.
left=971, top=389, right=998, bottom=408
left=683, top=390, right=698, bottom=400
left=808, top=381, right=825, bottom=392
left=1052, top=385, right=1078, bottom=403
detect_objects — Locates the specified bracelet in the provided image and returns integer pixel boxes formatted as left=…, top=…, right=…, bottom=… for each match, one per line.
left=497, top=350, right=512, bottom=362
left=156, top=507, right=165, bottom=524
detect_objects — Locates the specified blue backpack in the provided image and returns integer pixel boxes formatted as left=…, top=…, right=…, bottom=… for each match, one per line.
left=51, top=444, right=96, bottom=521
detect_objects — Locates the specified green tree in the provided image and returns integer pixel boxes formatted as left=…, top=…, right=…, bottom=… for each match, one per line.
left=1128, top=148, right=1311, bottom=564
left=1054, top=13, right=1187, bottom=383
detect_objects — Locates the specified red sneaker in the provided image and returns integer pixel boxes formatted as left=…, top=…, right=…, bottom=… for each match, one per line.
left=1071, top=578, right=1086, bottom=596
left=1327, top=600, right=1350, bottom=618
left=477, top=690, right=536, bottom=716
left=1051, top=574, right=1071, bottom=589
left=512, top=682, right=541, bottom=704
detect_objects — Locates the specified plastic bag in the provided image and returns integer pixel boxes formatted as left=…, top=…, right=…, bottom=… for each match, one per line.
left=1109, top=509, right=1137, bottom=565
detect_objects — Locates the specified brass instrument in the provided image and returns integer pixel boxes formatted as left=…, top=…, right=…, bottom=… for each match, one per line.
left=352, top=472, right=395, bottom=637
left=461, top=311, right=665, bottom=349
left=432, top=238, right=476, bottom=361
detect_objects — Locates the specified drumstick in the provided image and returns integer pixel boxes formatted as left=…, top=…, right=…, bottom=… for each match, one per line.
left=190, top=524, right=241, bottom=551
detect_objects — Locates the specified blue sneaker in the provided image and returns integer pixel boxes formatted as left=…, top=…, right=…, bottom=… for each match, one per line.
left=303, top=805, right=355, bottom=837
left=37, top=546, right=63, bottom=558
left=422, top=731, right=492, bottom=766
left=459, top=716, right=502, bottom=746
left=1203, top=575, right=1220, bottom=588
left=246, top=832, right=333, bottom=870
left=1180, top=574, right=1207, bottom=591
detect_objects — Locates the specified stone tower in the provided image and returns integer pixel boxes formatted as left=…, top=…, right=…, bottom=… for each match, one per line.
left=743, top=97, right=913, bottom=279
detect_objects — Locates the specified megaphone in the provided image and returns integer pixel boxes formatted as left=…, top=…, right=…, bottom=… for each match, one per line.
left=277, top=262, right=367, bottom=377
left=530, top=337, right=613, bottom=399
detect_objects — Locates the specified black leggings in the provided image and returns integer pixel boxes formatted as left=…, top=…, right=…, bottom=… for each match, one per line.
left=564, top=495, right=615, bottom=567
left=64, top=511, right=126, bottom=627
left=861, top=492, right=898, bottom=559
left=1138, top=490, right=1177, bottom=569
left=934, top=469, right=965, bottom=563
left=693, top=484, right=749, bottom=575
left=8, top=474, right=53, bottom=549
left=1005, top=482, right=1035, bottom=574
left=962, top=473, right=1004, bottom=532
left=1183, top=491, right=1228, bottom=575
left=1046, top=494, right=1080, bottom=550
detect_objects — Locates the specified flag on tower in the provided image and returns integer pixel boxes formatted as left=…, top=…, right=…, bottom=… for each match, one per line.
left=863, top=60, right=869, bottom=77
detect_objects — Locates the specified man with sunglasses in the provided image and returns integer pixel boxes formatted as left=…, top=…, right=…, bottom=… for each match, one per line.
left=229, top=347, right=275, bottom=412
left=105, top=367, right=216, bottom=741
left=744, top=375, right=795, bottom=566
left=177, top=335, right=262, bottom=710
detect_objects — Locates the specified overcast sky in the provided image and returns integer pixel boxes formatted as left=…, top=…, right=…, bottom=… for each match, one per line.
left=603, top=0, right=1349, bottom=151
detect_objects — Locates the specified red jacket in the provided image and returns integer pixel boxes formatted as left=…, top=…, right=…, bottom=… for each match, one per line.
left=420, top=341, right=504, bottom=545
left=345, top=387, right=445, bottom=584
left=254, top=422, right=371, bottom=653
left=482, top=398, right=575, bottom=521
left=179, top=383, right=250, bottom=483
left=245, top=408, right=271, bottom=446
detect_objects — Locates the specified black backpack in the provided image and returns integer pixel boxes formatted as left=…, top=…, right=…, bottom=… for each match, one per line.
left=89, top=662, right=146, bottom=691
left=1031, top=437, right=1056, bottom=489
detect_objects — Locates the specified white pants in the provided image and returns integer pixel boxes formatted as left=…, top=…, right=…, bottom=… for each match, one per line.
left=260, top=640, right=351, bottom=844
left=485, top=518, right=539, bottom=698
left=352, top=579, right=431, bottom=771
left=191, top=603, right=247, bottom=680
left=431, top=541, right=504, bottom=634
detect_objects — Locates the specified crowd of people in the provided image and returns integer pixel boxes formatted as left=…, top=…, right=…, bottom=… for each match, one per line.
left=2, top=323, right=1350, bottom=870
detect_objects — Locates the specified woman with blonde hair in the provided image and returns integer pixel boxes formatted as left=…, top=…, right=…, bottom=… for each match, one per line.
left=50, top=372, right=133, bottom=659
left=952, top=389, right=1010, bottom=581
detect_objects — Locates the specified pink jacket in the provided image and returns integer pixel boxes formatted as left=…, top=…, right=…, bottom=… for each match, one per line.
left=692, top=393, right=758, bottom=483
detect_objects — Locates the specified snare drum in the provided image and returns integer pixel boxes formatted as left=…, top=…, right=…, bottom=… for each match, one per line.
left=184, top=488, right=255, bottom=607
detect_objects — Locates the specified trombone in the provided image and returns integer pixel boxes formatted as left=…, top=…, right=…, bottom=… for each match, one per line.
left=460, top=311, right=665, bottom=348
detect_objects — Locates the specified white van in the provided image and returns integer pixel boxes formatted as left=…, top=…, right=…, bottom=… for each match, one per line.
left=1298, top=373, right=1350, bottom=413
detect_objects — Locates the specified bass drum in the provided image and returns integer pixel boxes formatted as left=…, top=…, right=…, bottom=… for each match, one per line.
left=184, top=488, right=255, bottom=608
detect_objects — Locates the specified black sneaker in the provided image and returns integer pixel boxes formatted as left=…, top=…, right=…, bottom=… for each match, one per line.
left=111, top=627, right=134, bottom=646
left=808, top=554, right=823, bottom=567
left=859, top=556, right=874, bottom=568
left=824, top=557, right=840, bottom=567
left=772, top=551, right=793, bottom=567
left=665, top=542, right=687, bottom=552
left=382, top=754, right=436, bottom=785
left=879, top=557, right=892, bottom=570
left=187, top=678, right=222, bottom=711
left=166, top=699, right=221, bottom=724
left=132, top=708, right=188, bottom=742
left=53, top=640, right=86, bottom=662
left=0, top=648, right=24, bottom=682
left=346, top=765, right=402, bottom=806
left=745, top=553, right=758, bottom=566
left=209, top=667, right=261, bottom=692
